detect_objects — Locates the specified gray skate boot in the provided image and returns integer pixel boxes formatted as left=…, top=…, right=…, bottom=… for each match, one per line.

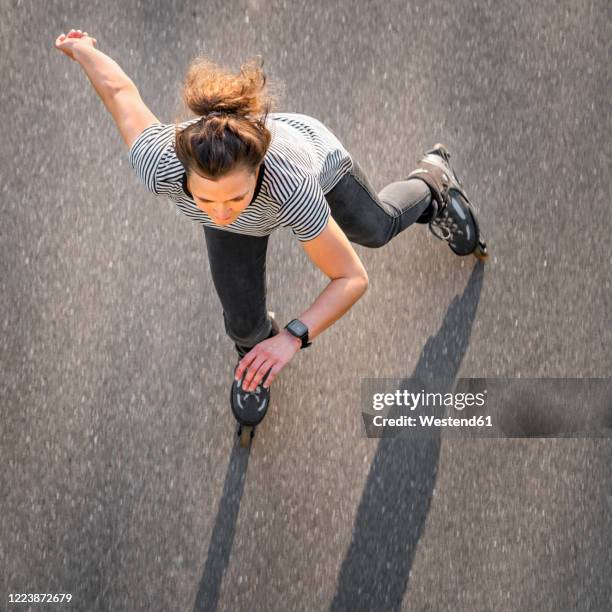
left=231, top=311, right=280, bottom=447
left=407, top=144, right=488, bottom=260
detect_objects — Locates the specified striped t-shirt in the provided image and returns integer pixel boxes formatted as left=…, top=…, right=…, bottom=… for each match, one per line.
left=127, top=112, right=353, bottom=241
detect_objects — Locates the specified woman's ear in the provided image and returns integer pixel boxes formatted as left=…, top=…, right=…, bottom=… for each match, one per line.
left=181, top=172, right=193, bottom=198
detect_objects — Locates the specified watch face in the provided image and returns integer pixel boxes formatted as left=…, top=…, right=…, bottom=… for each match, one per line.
left=289, top=319, right=308, bottom=337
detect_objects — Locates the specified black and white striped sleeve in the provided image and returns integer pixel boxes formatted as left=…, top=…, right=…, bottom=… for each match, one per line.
left=277, top=173, right=331, bottom=242
left=128, top=123, right=182, bottom=195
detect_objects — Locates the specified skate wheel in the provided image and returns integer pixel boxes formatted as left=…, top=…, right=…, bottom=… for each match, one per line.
left=239, top=425, right=254, bottom=448
left=473, top=240, right=488, bottom=262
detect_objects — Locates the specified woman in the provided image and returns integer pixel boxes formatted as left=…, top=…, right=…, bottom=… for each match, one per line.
left=55, top=29, right=487, bottom=430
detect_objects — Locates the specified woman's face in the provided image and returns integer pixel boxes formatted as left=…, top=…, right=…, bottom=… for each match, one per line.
left=187, top=164, right=260, bottom=226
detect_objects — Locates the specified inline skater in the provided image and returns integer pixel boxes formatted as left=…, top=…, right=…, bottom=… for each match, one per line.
left=55, top=30, right=487, bottom=445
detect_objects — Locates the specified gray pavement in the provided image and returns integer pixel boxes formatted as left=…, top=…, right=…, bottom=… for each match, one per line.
left=1, top=0, right=611, bottom=610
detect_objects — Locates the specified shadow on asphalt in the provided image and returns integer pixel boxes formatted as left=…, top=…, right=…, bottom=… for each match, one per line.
left=192, top=261, right=485, bottom=612
left=330, top=261, right=485, bottom=611
left=192, top=433, right=250, bottom=612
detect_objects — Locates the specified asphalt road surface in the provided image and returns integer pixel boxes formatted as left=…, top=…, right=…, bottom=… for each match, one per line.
left=1, top=1, right=611, bottom=610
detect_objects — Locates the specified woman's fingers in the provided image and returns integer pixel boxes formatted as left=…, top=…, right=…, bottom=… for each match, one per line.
left=235, top=350, right=255, bottom=382
left=55, top=29, right=97, bottom=53
left=59, top=29, right=93, bottom=38
left=245, top=363, right=274, bottom=392
left=245, top=358, right=275, bottom=391
left=241, top=355, right=270, bottom=390
left=262, top=363, right=283, bottom=388
left=235, top=335, right=296, bottom=391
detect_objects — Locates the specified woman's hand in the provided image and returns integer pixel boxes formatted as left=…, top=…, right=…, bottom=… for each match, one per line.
left=235, top=330, right=302, bottom=392
left=54, top=29, right=98, bottom=61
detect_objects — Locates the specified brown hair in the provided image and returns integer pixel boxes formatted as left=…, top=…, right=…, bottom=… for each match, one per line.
left=174, top=55, right=282, bottom=180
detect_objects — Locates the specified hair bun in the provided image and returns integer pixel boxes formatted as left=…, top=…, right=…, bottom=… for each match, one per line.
left=202, top=106, right=247, bottom=120
left=180, top=55, right=282, bottom=119
left=174, top=54, right=282, bottom=179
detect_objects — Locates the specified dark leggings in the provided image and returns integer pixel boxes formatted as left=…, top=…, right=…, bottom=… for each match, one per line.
left=204, top=159, right=432, bottom=351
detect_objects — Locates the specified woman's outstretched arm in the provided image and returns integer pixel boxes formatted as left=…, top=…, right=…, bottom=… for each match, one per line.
left=55, top=29, right=159, bottom=149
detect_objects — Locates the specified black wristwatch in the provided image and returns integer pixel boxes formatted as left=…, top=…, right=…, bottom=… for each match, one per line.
left=284, top=318, right=312, bottom=349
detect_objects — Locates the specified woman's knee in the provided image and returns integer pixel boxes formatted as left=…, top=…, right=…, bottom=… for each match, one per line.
left=365, top=230, right=390, bottom=248
left=351, top=225, right=390, bottom=248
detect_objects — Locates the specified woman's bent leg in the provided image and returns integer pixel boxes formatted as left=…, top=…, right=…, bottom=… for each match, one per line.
left=204, top=226, right=274, bottom=352
left=325, top=159, right=433, bottom=248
